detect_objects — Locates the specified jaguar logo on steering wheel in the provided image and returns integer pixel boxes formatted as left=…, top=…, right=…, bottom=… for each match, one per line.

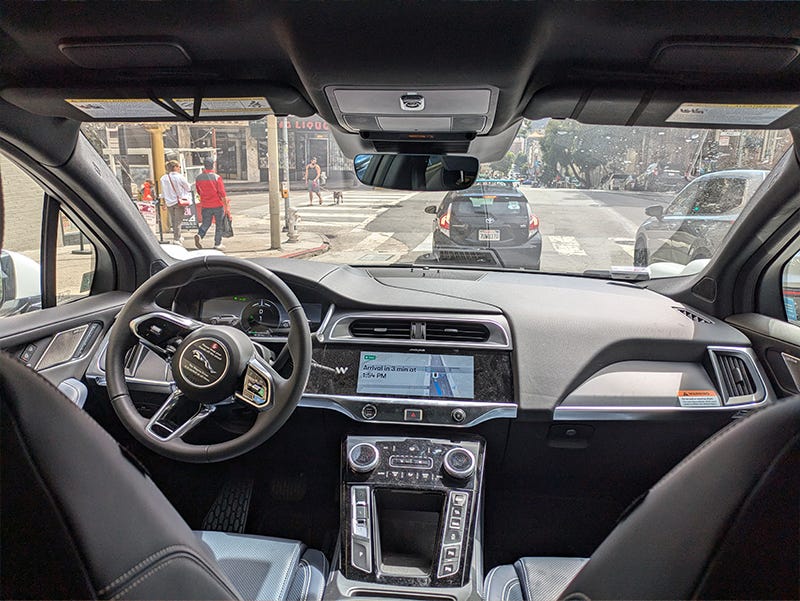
left=191, top=349, right=216, bottom=374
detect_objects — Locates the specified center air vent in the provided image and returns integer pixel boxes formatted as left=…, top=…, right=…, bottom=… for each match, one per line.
left=425, top=321, right=490, bottom=343
left=350, top=319, right=412, bottom=339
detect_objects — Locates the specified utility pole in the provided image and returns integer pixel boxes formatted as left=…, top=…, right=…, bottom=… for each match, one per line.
left=267, top=114, right=281, bottom=250
left=147, top=125, right=168, bottom=236
left=281, top=116, right=291, bottom=230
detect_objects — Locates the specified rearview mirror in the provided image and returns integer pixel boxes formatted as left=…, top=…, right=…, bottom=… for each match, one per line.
left=354, top=154, right=478, bottom=191
left=424, top=205, right=438, bottom=214
left=645, top=205, right=664, bottom=219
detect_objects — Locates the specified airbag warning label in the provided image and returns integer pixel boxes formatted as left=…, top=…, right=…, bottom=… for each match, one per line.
left=678, top=389, right=721, bottom=407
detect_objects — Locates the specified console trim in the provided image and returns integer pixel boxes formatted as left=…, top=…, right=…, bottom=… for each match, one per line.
left=299, top=393, right=517, bottom=426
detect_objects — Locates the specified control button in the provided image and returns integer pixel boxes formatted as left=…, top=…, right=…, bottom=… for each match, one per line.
left=20, top=344, right=36, bottom=363
left=404, top=408, right=423, bottom=422
left=440, top=561, right=458, bottom=576
left=443, top=448, right=476, bottom=479
left=451, top=408, right=467, bottom=423
left=361, top=404, right=378, bottom=420
left=352, top=539, right=372, bottom=573
left=356, top=505, right=367, bottom=520
left=451, top=506, right=464, bottom=518
left=354, top=487, right=368, bottom=504
left=449, top=517, right=462, bottom=529
left=444, top=545, right=459, bottom=560
left=452, top=492, right=468, bottom=507
left=444, top=529, right=462, bottom=544
left=348, top=443, right=380, bottom=473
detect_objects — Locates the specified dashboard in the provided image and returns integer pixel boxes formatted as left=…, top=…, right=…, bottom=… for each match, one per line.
left=88, top=259, right=774, bottom=428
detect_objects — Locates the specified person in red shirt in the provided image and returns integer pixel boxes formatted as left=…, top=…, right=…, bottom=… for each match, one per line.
left=193, top=158, right=229, bottom=250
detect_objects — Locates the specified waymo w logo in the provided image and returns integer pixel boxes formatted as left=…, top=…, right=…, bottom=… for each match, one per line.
left=334, top=366, right=349, bottom=375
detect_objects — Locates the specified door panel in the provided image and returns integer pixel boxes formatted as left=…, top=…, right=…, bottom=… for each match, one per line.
left=0, top=291, right=128, bottom=388
left=726, top=313, right=800, bottom=396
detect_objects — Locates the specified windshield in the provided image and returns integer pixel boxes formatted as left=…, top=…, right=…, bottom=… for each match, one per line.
left=81, top=118, right=791, bottom=279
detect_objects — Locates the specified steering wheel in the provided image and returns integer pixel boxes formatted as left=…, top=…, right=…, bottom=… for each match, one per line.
left=105, top=256, right=311, bottom=463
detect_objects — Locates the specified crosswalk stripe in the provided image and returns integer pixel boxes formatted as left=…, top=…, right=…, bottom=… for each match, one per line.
left=411, top=233, right=434, bottom=253
left=297, top=221, right=363, bottom=228
left=547, top=235, right=587, bottom=256
left=354, top=232, right=395, bottom=251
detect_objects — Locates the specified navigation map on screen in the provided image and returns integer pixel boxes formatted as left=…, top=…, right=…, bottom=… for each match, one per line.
left=356, top=352, right=474, bottom=399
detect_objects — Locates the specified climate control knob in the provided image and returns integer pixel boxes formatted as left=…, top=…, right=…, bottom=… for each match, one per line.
left=443, top=447, right=476, bottom=479
left=348, top=442, right=380, bottom=473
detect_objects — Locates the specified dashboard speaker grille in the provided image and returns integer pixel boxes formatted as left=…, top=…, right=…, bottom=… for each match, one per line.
left=350, top=319, right=412, bottom=339
left=425, top=321, right=490, bottom=343
left=674, top=306, right=714, bottom=324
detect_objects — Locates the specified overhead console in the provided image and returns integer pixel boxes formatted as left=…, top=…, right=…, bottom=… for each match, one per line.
left=302, top=311, right=517, bottom=427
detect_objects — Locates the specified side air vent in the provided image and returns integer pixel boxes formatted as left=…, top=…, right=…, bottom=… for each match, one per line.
left=350, top=319, right=412, bottom=339
left=708, top=348, right=762, bottom=405
left=425, top=321, right=490, bottom=343
left=674, top=306, right=714, bottom=324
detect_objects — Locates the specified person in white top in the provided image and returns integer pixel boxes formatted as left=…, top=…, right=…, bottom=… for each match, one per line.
left=159, top=160, right=192, bottom=244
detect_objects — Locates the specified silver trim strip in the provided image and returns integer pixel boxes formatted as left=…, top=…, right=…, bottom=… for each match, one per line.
left=299, top=393, right=517, bottom=427
left=554, top=346, right=772, bottom=421
left=145, top=390, right=215, bottom=441
left=321, top=311, right=512, bottom=349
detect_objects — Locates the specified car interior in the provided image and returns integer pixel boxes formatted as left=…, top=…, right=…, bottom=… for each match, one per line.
left=2, top=2, right=800, bottom=600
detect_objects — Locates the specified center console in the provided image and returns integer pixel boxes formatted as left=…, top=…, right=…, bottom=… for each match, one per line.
left=327, top=435, right=485, bottom=599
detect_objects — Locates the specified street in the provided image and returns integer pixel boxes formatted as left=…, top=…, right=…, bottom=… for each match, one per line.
left=258, top=186, right=673, bottom=273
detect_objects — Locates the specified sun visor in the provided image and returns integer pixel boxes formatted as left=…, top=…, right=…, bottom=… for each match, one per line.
left=525, top=85, right=800, bottom=129
left=0, top=83, right=315, bottom=121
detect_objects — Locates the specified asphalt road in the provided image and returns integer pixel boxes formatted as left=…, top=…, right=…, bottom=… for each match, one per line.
left=309, top=186, right=672, bottom=274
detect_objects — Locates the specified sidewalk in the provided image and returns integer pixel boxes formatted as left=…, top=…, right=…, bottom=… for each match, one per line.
left=161, top=194, right=330, bottom=261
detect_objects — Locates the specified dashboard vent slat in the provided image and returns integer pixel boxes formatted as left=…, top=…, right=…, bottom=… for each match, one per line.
left=425, top=321, right=490, bottom=343
left=710, top=349, right=758, bottom=401
left=674, top=306, right=714, bottom=324
left=350, top=319, right=412, bottom=339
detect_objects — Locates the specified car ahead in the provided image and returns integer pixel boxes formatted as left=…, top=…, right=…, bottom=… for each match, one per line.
left=634, top=169, right=768, bottom=267
left=634, top=164, right=686, bottom=192
left=424, top=179, right=542, bottom=269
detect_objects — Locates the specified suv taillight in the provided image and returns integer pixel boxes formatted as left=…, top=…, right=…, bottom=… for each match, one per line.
left=438, top=206, right=451, bottom=236
left=528, top=213, right=539, bottom=231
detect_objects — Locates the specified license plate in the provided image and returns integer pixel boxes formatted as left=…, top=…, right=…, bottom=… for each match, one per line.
left=478, top=229, right=500, bottom=241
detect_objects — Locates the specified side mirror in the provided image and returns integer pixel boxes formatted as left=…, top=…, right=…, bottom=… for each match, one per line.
left=354, top=154, right=478, bottom=191
left=424, top=205, right=438, bottom=214
left=645, top=205, right=664, bottom=219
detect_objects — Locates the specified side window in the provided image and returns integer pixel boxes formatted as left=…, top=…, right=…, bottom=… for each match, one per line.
left=0, top=154, right=97, bottom=318
left=783, top=252, right=800, bottom=326
left=55, top=211, right=96, bottom=305
left=665, top=181, right=699, bottom=216
left=0, top=155, right=44, bottom=317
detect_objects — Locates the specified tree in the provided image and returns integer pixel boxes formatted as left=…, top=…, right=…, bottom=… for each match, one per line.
left=489, top=151, right=515, bottom=176
left=514, top=152, right=529, bottom=174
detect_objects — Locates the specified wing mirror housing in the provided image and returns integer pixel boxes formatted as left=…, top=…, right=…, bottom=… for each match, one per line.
left=354, top=154, right=478, bottom=191
left=645, top=205, right=664, bottom=219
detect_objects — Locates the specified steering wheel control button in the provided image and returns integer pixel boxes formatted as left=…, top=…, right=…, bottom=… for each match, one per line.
left=451, top=408, right=467, bottom=423
left=237, top=367, right=273, bottom=409
left=404, top=408, right=423, bottom=422
left=361, top=403, right=378, bottom=420
left=349, top=443, right=380, bottom=473
left=443, top=448, right=476, bottom=479
left=177, top=338, right=229, bottom=388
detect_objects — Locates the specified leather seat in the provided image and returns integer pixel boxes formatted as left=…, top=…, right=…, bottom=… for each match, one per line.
left=485, top=396, right=800, bottom=600
left=0, top=351, right=328, bottom=600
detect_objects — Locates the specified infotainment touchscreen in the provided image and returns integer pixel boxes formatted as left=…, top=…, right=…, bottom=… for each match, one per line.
left=356, top=351, right=474, bottom=399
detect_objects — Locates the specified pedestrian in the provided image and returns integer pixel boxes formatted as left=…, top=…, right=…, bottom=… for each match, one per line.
left=141, top=179, right=154, bottom=201
left=159, top=160, right=191, bottom=245
left=193, top=157, right=230, bottom=250
left=304, top=156, right=323, bottom=205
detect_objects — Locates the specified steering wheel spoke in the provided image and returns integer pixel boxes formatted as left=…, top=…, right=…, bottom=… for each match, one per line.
left=130, top=310, right=203, bottom=358
left=235, top=353, right=288, bottom=411
left=145, top=389, right=215, bottom=442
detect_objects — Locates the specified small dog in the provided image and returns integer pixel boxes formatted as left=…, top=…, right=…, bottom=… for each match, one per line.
left=332, top=190, right=344, bottom=204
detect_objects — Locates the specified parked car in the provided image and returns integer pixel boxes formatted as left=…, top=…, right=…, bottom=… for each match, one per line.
left=634, top=164, right=686, bottom=192
left=634, top=169, right=768, bottom=266
left=424, top=179, right=542, bottom=269
left=603, top=173, right=629, bottom=190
